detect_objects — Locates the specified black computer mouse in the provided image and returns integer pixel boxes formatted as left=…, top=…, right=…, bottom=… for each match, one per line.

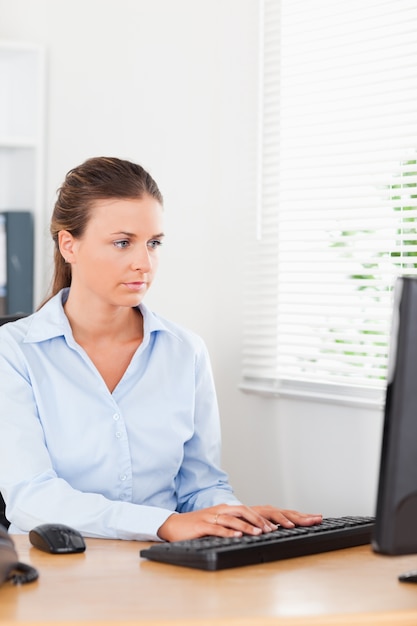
left=399, top=570, right=417, bottom=583
left=29, top=523, right=86, bottom=554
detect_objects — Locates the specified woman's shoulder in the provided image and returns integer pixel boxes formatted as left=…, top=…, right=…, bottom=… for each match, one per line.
left=0, top=291, right=67, bottom=345
left=0, top=312, right=33, bottom=338
left=0, top=313, right=35, bottom=362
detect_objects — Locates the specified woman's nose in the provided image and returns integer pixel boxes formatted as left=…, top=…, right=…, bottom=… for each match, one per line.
left=132, top=247, right=152, bottom=272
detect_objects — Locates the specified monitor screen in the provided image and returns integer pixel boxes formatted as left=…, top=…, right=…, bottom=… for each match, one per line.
left=0, top=211, right=34, bottom=315
left=372, top=276, right=417, bottom=555
left=0, top=215, right=6, bottom=315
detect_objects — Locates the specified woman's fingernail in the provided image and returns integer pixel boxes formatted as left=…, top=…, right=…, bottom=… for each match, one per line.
left=264, top=524, right=275, bottom=532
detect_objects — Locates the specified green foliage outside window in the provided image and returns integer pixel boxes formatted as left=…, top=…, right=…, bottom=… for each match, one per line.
left=322, top=159, right=417, bottom=383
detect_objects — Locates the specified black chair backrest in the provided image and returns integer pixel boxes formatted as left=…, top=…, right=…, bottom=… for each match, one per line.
left=0, top=501, right=8, bottom=529
left=0, top=313, right=29, bottom=528
left=0, top=314, right=28, bottom=325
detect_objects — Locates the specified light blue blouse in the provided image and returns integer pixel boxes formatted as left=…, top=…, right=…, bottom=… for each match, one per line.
left=0, top=289, right=239, bottom=540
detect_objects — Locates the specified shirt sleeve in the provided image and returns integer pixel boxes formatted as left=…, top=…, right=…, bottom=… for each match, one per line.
left=174, top=340, right=241, bottom=512
left=0, top=332, right=174, bottom=541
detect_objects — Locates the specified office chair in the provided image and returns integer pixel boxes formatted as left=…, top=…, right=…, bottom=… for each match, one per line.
left=0, top=313, right=28, bottom=529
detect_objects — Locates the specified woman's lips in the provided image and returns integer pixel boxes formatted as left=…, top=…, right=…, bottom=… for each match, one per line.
left=124, top=282, right=146, bottom=292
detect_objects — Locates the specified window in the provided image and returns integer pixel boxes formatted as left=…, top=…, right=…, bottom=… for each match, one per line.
left=242, top=0, right=417, bottom=405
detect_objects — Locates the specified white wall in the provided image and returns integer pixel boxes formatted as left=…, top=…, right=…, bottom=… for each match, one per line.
left=0, top=0, right=384, bottom=517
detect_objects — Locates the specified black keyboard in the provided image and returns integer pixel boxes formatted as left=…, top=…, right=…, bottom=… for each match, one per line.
left=140, top=515, right=375, bottom=571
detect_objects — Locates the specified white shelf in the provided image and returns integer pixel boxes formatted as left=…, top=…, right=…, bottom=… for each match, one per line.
left=0, top=138, right=39, bottom=148
left=0, top=41, right=46, bottom=309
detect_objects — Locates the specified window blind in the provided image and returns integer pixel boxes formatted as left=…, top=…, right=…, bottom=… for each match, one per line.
left=242, top=0, right=417, bottom=401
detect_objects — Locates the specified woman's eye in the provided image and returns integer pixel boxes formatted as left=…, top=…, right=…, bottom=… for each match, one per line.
left=114, top=240, right=130, bottom=249
left=148, top=239, right=163, bottom=249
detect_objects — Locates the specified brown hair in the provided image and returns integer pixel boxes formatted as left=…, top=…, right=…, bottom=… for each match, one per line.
left=40, top=156, right=163, bottom=307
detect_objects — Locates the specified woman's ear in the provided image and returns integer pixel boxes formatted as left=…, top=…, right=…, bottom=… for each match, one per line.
left=58, top=230, right=76, bottom=263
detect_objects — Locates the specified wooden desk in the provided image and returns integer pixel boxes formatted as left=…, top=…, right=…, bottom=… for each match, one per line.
left=1, top=535, right=417, bottom=625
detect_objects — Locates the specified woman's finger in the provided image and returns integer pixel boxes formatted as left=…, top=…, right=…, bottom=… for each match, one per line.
left=251, top=505, right=322, bottom=528
left=209, top=505, right=277, bottom=534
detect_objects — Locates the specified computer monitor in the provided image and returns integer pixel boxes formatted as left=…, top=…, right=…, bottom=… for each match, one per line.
left=372, top=275, right=417, bottom=555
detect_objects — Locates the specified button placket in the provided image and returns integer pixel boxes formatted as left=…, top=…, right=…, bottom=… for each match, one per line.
left=109, top=407, right=132, bottom=500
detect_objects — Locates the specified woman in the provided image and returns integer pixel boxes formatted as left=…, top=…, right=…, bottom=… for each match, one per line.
left=0, top=157, right=321, bottom=541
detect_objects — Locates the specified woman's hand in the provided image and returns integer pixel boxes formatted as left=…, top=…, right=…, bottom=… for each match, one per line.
left=157, top=504, right=322, bottom=542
